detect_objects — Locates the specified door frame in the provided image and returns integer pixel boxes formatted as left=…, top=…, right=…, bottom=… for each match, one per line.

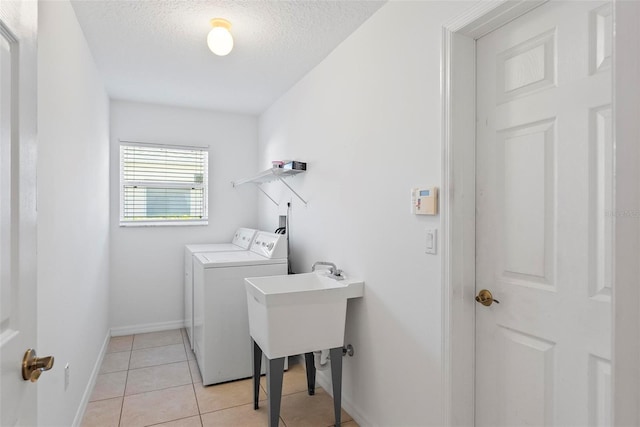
left=440, top=0, right=640, bottom=425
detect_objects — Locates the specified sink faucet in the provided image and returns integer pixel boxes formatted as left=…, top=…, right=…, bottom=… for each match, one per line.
left=311, top=261, right=344, bottom=280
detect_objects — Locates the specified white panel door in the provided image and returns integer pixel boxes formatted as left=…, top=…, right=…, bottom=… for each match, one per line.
left=0, top=1, right=39, bottom=426
left=475, top=1, right=612, bottom=426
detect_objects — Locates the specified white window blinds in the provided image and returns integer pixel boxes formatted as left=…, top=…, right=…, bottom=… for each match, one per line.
left=120, top=142, right=209, bottom=225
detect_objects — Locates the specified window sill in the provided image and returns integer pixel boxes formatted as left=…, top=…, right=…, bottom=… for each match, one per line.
left=119, top=220, right=208, bottom=227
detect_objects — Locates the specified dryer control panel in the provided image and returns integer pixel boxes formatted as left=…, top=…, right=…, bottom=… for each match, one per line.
left=232, top=228, right=258, bottom=249
left=250, top=232, right=287, bottom=259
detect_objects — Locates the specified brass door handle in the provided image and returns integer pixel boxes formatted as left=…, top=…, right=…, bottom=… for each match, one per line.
left=475, top=289, right=500, bottom=306
left=22, top=349, right=54, bottom=382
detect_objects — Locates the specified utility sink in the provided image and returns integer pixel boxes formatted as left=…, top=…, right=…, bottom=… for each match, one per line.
left=245, top=272, right=364, bottom=359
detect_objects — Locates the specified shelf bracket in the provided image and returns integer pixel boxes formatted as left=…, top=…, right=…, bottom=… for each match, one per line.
left=255, top=184, right=280, bottom=206
left=277, top=176, right=308, bottom=206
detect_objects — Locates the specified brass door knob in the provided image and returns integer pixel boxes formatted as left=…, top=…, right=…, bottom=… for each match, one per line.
left=22, top=349, right=54, bottom=382
left=475, top=289, right=500, bottom=306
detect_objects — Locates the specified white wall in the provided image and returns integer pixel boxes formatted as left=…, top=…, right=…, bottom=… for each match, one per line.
left=109, top=101, right=259, bottom=331
left=258, top=1, right=471, bottom=425
left=37, top=1, right=111, bottom=425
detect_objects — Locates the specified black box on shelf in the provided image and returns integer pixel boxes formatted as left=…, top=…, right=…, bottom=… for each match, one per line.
left=283, top=161, right=306, bottom=171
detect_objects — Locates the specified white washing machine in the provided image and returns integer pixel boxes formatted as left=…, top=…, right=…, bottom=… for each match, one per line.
left=193, top=231, right=287, bottom=385
left=184, top=228, right=257, bottom=348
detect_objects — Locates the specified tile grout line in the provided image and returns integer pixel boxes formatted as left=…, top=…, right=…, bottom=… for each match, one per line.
left=127, top=359, right=189, bottom=374
left=185, top=328, right=205, bottom=427
left=198, top=399, right=269, bottom=417
left=124, top=380, right=195, bottom=399
left=190, top=380, right=204, bottom=427
left=128, top=341, right=188, bottom=370
left=118, top=338, right=133, bottom=427
left=117, top=353, right=130, bottom=427
left=191, top=382, right=203, bottom=417
left=142, top=412, right=200, bottom=427
left=131, top=330, right=185, bottom=352
left=131, top=340, right=185, bottom=352
left=128, top=360, right=188, bottom=371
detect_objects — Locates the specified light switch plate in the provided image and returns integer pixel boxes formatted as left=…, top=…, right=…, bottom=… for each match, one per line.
left=425, top=228, right=437, bottom=254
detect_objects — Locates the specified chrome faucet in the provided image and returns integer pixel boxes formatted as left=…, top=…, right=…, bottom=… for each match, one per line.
left=311, top=261, right=344, bottom=280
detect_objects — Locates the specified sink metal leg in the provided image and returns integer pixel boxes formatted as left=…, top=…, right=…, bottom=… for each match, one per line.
left=330, top=347, right=343, bottom=427
left=304, top=352, right=316, bottom=395
left=252, top=340, right=262, bottom=410
left=266, top=356, right=285, bottom=427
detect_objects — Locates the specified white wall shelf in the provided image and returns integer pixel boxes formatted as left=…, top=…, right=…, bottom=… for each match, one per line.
left=233, top=168, right=307, bottom=206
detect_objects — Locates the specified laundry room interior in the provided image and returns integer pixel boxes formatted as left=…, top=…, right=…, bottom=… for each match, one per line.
left=5, top=0, right=639, bottom=426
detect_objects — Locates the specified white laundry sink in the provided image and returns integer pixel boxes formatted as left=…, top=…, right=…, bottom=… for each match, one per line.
left=245, top=272, right=364, bottom=359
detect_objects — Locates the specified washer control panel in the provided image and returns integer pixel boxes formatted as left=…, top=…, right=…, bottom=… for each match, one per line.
left=250, top=232, right=287, bottom=259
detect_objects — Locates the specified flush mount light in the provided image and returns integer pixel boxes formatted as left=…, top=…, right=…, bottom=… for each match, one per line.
left=207, top=18, right=233, bottom=56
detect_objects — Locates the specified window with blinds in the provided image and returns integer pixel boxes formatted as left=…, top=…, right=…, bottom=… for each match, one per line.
left=120, top=142, right=209, bottom=225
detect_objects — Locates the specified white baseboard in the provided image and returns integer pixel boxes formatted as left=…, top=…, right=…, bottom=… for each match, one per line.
left=110, top=320, right=186, bottom=337
left=72, top=330, right=110, bottom=427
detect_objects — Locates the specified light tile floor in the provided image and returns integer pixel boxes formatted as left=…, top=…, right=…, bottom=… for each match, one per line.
left=82, top=329, right=357, bottom=427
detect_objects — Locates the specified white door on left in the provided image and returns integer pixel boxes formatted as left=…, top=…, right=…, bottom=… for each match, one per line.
left=0, top=1, right=41, bottom=425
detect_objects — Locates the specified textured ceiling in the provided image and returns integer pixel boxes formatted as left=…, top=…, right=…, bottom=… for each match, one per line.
left=70, top=0, right=386, bottom=114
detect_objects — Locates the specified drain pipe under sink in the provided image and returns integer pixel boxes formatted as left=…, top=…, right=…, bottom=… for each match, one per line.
left=313, top=349, right=331, bottom=371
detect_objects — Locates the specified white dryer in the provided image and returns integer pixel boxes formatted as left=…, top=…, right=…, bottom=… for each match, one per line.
left=184, top=228, right=257, bottom=348
left=193, top=231, right=287, bottom=385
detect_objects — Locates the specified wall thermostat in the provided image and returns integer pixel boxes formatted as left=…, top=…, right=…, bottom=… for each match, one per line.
left=411, top=187, right=438, bottom=215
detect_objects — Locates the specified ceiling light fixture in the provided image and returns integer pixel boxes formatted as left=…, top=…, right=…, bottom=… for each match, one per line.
left=207, top=18, right=234, bottom=56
